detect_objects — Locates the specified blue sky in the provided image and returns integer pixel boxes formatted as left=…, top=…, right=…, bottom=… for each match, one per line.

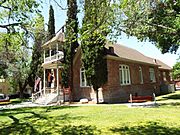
left=42, top=0, right=179, bottom=67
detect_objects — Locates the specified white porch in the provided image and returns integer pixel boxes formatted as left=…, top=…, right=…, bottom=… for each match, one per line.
left=32, top=30, right=69, bottom=104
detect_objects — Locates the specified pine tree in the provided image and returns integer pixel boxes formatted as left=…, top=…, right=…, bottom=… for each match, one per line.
left=28, top=14, right=45, bottom=89
left=48, top=5, right=55, bottom=40
left=81, top=0, right=109, bottom=103
left=62, top=0, right=78, bottom=98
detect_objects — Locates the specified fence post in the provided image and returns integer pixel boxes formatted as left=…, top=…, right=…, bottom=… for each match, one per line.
left=130, top=94, right=132, bottom=104
left=153, top=93, right=156, bottom=104
left=32, top=93, right=34, bottom=102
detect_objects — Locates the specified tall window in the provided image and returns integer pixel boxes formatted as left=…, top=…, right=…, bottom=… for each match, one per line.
left=119, top=65, right=131, bottom=85
left=163, top=72, right=166, bottom=81
left=80, top=68, right=88, bottom=87
left=149, top=68, right=156, bottom=82
left=139, top=66, right=143, bottom=84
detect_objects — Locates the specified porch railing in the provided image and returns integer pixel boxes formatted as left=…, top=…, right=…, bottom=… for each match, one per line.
left=44, top=52, right=64, bottom=63
left=32, top=88, right=63, bottom=102
left=32, top=89, right=44, bottom=102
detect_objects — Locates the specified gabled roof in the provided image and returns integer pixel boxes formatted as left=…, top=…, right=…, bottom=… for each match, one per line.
left=156, top=59, right=172, bottom=70
left=42, top=32, right=65, bottom=48
left=105, top=43, right=172, bottom=70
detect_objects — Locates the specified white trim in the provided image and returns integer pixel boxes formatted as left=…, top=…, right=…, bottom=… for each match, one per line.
left=119, top=65, right=131, bottom=85
left=149, top=67, right=156, bottom=83
left=56, top=68, right=59, bottom=94
left=80, top=68, right=89, bottom=87
left=163, top=71, right=166, bottom=81
left=43, top=69, right=46, bottom=95
left=139, top=66, right=143, bottom=84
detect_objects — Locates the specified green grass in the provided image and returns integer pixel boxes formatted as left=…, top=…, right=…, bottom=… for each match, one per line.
left=156, top=91, right=180, bottom=106
left=0, top=98, right=30, bottom=106
left=10, top=98, right=28, bottom=104
left=0, top=104, right=180, bottom=135
left=0, top=101, right=11, bottom=105
left=0, top=92, right=180, bottom=135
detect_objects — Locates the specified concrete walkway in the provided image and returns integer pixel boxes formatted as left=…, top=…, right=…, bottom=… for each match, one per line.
left=0, top=102, right=51, bottom=110
left=0, top=101, right=159, bottom=110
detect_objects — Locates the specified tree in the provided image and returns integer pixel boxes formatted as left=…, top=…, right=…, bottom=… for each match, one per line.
left=3, top=34, right=31, bottom=97
left=0, top=0, right=41, bottom=79
left=0, top=0, right=41, bottom=45
left=0, top=0, right=42, bottom=97
left=62, top=0, right=78, bottom=93
left=120, top=0, right=180, bottom=53
left=172, top=60, right=180, bottom=80
left=28, top=14, right=45, bottom=89
left=48, top=5, right=55, bottom=40
left=81, top=0, right=112, bottom=103
left=0, top=60, right=8, bottom=78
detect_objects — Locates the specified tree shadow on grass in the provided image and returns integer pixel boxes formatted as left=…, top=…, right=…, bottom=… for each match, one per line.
left=0, top=115, right=42, bottom=135
left=110, top=121, right=180, bottom=135
left=0, top=109, right=52, bottom=135
left=0, top=107, right=88, bottom=134
left=159, top=102, right=180, bottom=107
left=45, top=106, right=78, bottom=112
left=162, top=94, right=180, bottom=100
left=60, top=125, right=101, bottom=135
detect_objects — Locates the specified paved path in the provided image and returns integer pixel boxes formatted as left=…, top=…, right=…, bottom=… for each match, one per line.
left=0, top=101, right=161, bottom=110
left=0, top=102, right=50, bottom=110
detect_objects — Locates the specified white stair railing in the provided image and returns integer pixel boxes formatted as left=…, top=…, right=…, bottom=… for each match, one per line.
left=32, top=89, right=44, bottom=102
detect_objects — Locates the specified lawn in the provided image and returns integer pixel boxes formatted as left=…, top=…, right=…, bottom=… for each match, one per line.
left=0, top=98, right=30, bottom=106
left=0, top=92, right=180, bottom=135
left=156, top=90, right=180, bottom=105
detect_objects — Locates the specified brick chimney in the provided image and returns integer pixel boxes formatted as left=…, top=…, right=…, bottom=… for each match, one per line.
left=109, top=46, right=114, bottom=53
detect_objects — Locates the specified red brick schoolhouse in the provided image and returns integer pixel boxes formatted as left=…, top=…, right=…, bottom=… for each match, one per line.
left=34, top=31, right=172, bottom=104
left=72, top=43, right=172, bottom=103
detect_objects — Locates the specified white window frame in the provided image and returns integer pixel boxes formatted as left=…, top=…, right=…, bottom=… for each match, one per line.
left=163, top=72, right=167, bottom=81
left=149, top=67, right=156, bottom=83
left=80, top=68, right=88, bottom=87
left=119, top=65, right=131, bottom=85
left=139, top=66, right=143, bottom=84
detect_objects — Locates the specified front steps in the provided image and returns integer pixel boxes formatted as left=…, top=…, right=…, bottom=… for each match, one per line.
left=35, top=93, right=63, bottom=105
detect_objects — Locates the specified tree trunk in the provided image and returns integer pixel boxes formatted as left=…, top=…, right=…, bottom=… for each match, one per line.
left=94, top=85, right=99, bottom=104
left=70, top=57, right=73, bottom=103
left=96, top=89, right=99, bottom=104
left=19, top=80, right=28, bottom=99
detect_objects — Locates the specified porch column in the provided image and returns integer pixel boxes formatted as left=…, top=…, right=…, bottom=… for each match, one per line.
left=57, top=68, right=59, bottom=95
left=56, top=43, right=58, bottom=59
left=44, top=50, right=45, bottom=63
left=43, top=69, right=46, bottom=95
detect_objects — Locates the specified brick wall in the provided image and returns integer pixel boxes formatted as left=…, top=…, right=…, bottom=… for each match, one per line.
left=159, top=69, right=171, bottom=84
left=103, top=59, right=160, bottom=103
left=72, top=52, right=94, bottom=101
left=73, top=53, right=160, bottom=103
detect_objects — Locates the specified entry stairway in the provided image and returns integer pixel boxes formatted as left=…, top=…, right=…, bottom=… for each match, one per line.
left=32, top=89, right=64, bottom=105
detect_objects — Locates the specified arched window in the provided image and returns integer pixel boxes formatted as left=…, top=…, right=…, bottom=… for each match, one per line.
left=80, top=68, right=88, bottom=87
left=139, top=66, right=143, bottom=84
left=149, top=67, right=156, bottom=82
left=119, top=65, right=131, bottom=85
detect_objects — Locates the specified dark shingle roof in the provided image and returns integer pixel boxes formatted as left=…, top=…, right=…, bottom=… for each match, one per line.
left=105, top=43, right=172, bottom=70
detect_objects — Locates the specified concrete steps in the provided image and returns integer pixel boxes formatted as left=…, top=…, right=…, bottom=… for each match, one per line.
left=35, top=93, right=63, bottom=105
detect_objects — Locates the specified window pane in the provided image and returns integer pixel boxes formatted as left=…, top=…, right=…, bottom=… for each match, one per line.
left=149, top=68, right=156, bottom=82
left=119, top=65, right=131, bottom=85
left=127, top=69, right=129, bottom=83
left=80, top=68, right=88, bottom=87
left=124, top=70, right=126, bottom=84
left=139, top=67, right=143, bottom=83
left=120, top=69, right=123, bottom=84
